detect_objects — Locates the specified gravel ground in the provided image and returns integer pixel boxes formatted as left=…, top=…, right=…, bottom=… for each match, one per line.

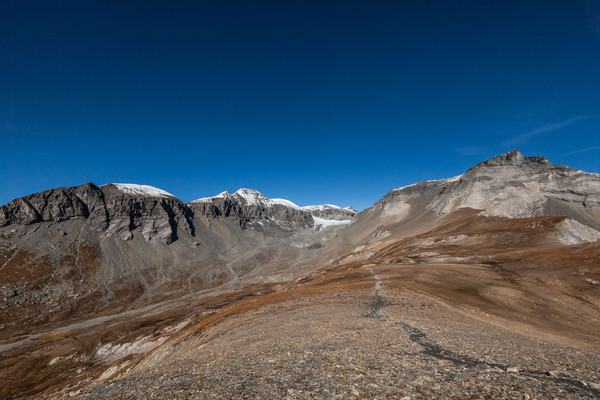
left=62, top=265, right=600, bottom=400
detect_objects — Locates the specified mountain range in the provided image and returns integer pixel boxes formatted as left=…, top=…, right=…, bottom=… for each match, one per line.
left=1, top=150, right=600, bottom=399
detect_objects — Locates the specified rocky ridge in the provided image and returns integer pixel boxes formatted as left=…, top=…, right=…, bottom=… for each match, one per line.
left=430, top=150, right=600, bottom=226
left=1, top=185, right=356, bottom=244
left=367, top=150, right=600, bottom=236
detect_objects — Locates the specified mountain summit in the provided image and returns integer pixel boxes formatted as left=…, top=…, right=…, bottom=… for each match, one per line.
left=471, top=149, right=549, bottom=168
left=363, top=150, right=600, bottom=234
left=0, top=185, right=355, bottom=242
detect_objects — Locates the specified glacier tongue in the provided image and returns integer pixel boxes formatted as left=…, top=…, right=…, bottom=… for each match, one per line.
left=312, top=216, right=352, bottom=231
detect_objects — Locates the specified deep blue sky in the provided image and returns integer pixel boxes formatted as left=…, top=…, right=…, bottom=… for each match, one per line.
left=2, top=1, right=599, bottom=210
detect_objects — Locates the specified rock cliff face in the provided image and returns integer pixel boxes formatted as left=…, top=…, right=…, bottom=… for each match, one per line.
left=99, top=184, right=194, bottom=244
left=0, top=187, right=89, bottom=226
left=0, top=183, right=194, bottom=245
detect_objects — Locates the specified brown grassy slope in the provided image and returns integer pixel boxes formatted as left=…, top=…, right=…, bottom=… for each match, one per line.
left=361, top=210, right=600, bottom=348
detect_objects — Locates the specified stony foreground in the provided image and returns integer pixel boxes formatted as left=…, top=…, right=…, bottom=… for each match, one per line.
left=62, top=263, right=600, bottom=400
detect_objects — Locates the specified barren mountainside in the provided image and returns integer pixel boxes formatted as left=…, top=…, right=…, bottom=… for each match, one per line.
left=1, top=150, right=600, bottom=399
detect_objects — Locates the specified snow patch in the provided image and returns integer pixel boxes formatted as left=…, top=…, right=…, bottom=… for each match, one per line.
left=106, top=183, right=175, bottom=198
left=312, top=216, right=352, bottom=231
left=393, top=174, right=463, bottom=193
left=271, top=198, right=302, bottom=209
left=192, top=191, right=231, bottom=202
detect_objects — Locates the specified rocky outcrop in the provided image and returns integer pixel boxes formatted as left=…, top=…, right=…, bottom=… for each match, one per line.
left=70, top=183, right=111, bottom=231
left=0, top=183, right=194, bottom=244
left=0, top=187, right=90, bottom=227
left=0, top=197, right=44, bottom=226
left=429, top=150, right=600, bottom=229
left=99, top=184, right=195, bottom=244
left=363, top=150, right=600, bottom=235
left=469, top=149, right=549, bottom=169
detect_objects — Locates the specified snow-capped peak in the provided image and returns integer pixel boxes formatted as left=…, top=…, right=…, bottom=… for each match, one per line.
left=232, top=188, right=302, bottom=209
left=232, top=188, right=269, bottom=205
left=104, top=183, right=176, bottom=198
left=190, top=188, right=355, bottom=218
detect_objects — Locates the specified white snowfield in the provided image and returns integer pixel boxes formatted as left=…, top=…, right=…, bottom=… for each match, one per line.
left=105, top=184, right=176, bottom=198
